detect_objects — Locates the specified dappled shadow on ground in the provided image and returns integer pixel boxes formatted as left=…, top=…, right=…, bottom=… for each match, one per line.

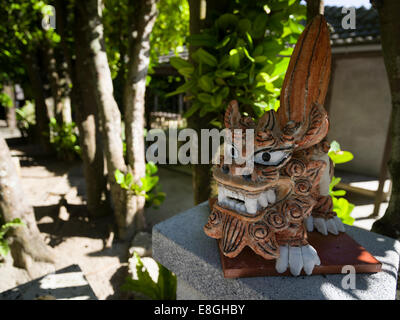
left=34, top=201, right=114, bottom=247
left=105, top=265, right=130, bottom=300
left=3, top=137, right=131, bottom=299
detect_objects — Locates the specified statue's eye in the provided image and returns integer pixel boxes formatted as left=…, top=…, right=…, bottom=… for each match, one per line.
left=254, top=150, right=289, bottom=166
left=226, top=144, right=239, bottom=159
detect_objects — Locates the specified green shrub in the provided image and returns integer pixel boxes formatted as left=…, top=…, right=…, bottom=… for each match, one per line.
left=167, top=1, right=306, bottom=122
left=15, top=100, right=36, bottom=138
left=121, top=252, right=177, bottom=300
left=0, top=218, right=24, bottom=260
left=328, top=141, right=355, bottom=225
left=48, top=117, right=81, bottom=160
left=115, top=161, right=166, bottom=208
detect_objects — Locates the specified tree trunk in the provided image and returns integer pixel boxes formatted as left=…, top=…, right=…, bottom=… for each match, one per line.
left=0, top=136, right=55, bottom=278
left=42, top=40, right=64, bottom=125
left=3, top=84, right=16, bottom=129
left=75, top=0, right=129, bottom=238
left=306, top=0, right=324, bottom=22
left=73, top=2, right=109, bottom=217
left=55, top=0, right=73, bottom=126
left=123, top=0, right=159, bottom=234
left=371, top=0, right=400, bottom=238
left=24, top=49, right=51, bottom=152
left=186, top=0, right=223, bottom=204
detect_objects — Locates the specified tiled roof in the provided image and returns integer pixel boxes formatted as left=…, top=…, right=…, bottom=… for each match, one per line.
left=324, top=6, right=380, bottom=46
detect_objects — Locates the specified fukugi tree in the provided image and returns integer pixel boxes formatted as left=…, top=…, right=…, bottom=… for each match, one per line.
left=0, top=136, right=55, bottom=277
left=371, top=0, right=400, bottom=238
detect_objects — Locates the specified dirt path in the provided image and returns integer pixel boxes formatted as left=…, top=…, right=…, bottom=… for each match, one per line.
left=0, top=138, right=195, bottom=299
left=0, top=141, right=128, bottom=299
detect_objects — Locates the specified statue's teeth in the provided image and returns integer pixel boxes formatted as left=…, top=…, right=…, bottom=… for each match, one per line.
left=258, top=192, right=269, bottom=207
left=218, top=187, right=226, bottom=203
left=245, top=197, right=257, bottom=214
left=258, top=189, right=276, bottom=208
left=266, top=189, right=276, bottom=204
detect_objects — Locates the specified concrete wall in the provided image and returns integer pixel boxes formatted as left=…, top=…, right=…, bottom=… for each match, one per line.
left=326, top=50, right=391, bottom=177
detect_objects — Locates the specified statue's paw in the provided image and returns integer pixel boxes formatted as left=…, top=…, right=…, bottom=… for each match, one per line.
left=275, top=244, right=321, bottom=276
left=305, top=216, right=345, bottom=235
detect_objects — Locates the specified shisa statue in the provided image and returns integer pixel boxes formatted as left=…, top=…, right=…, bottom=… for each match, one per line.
left=204, top=15, right=345, bottom=276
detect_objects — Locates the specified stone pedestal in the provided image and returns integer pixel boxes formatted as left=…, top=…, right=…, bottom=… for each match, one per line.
left=152, top=202, right=400, bottom=300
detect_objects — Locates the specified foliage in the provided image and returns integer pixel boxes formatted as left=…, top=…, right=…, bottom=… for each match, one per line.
left=15, top=100, right=36, bottom=137
left=328, top=140, right=355, bottom=225
left=0, top=90, right=13, bottom=108
left=168, top=0, right=306, bottom=122
left=48, top=118, right=81, bottom=160
left=115, top=162, right=166, bottom=208
left=121, top=252, right=177, bottom=300
left=0, top=1, right=60, bottom=85
left=328, top=140, right=354, bottom=164
left=103, top=0, right=189, bottom=100
left=0, top=218, right=24, bottom=259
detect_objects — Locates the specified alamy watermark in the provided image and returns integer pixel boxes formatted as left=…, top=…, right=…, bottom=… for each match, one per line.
left=41, top=5, right=56, bottom=30
left=341, top=265, right=356, bottom=290
left=145, top=128, right=254, bottom=175
left=341, top=7, right=356, bottom=30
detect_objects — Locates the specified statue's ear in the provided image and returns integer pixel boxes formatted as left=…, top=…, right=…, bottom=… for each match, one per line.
left=224, top=100, right=241, bottom=129
left=256, top=109, right=276, bottom=132
left=291, top=102, right=329, bottom=150
left=277, top=14, right=331, bottom=138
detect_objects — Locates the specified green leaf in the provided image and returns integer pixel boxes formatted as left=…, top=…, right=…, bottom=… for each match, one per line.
left=238, top=19, right=251, bottom=33
left=245, top=32, right=253, bottom=49
left=215, top=35, right=231, bottom=49
left=114, top=169, right=125, bottom=185
left=215, top=70, right=235, bottom=78
left=198, top=93, right=212, bottom=103
left=329, top=176, right=342, bottom=192
left=288, top=19, right=304, bottom=34
left=196, top=48, right=218, bottom=67
left=242, top=47, right=255, bottom=62
left=145, top=161, right=158, bottom=176
left=331, top=189, right=346, bottom=197
left=157, top=262, right=177, bottom=300
left=229, top=49, right=240, bottom=70
left=211, top=94, right=222, bottom=108
left=219, top=86, right=230, bottom=99
left=0, top=240, right=10, bottom=257
left=183, top=102, right=200, bottom=118
left=187, top=34, right=217, bottom=47
left=121, top=253, right=161, bottom=299
left=166, top=80, right=196, bottom=97
left=236, top=73, right=248, bottom=80
left=254, top=56, right=267, bottom=63
left=216, top=13, right=239, bottom=31
left=328, top=150, right=354, bottom=164
left=169, top=57, right=193, bottom=70
left=198, top=75, right=214, bottom=92
left=251, top=13, right=268, bottom=38
left=177, top=67, right=194, bottom=77
left=332, top=197, right=355, bottom=225
left=125, top=173, right=133, bottom=187
left=0, top=218, right=24, bottom=239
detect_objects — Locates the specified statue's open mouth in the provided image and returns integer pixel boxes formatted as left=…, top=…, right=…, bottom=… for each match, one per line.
left=217, top=184, right=277, bottom=215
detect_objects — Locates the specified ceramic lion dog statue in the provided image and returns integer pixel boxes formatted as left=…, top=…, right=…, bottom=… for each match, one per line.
left=204, top=15, right=345, bottom=276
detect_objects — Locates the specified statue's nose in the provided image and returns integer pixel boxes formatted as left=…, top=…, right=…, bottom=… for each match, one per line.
left=221, top=165, right=229, bottom=174
left=242, top=174, right=252, bottom=181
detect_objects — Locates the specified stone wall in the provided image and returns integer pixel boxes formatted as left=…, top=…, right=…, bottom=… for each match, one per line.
left=326, top=50, right=391, bottom=177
